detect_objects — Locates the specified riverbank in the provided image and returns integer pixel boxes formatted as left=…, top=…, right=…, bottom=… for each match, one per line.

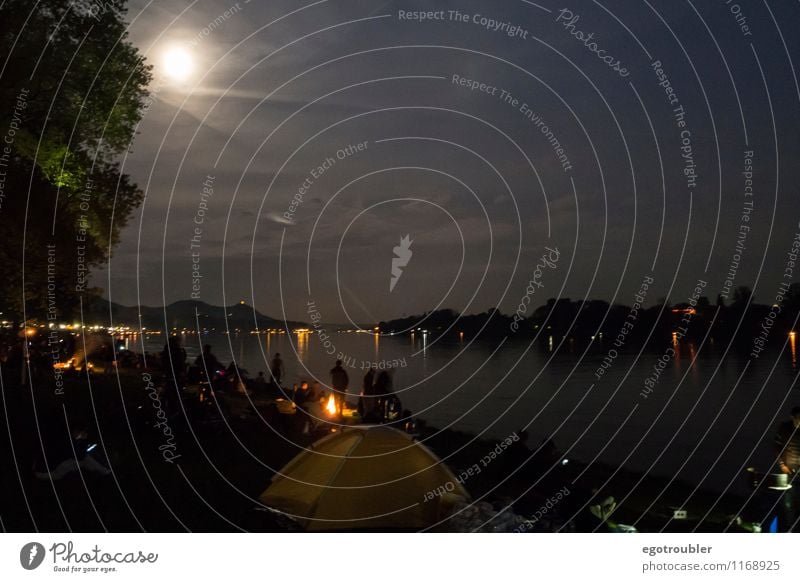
left=0, top=373, right=754, bottom=532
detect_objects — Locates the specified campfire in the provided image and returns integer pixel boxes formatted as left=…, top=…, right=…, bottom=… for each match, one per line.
left=326, top=393, right=337, bottom=416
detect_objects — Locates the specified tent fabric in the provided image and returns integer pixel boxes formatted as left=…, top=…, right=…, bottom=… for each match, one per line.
left=259, top=425, right=469, bottom=531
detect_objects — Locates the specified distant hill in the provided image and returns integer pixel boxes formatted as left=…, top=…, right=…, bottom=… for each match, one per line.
left=83, top=297, right=306, bottom=331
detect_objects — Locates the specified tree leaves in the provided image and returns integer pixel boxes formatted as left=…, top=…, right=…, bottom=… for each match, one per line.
left=0, top=0, right=151, bottom=320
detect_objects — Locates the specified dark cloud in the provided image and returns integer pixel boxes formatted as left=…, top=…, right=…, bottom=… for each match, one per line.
left=97, top=0, right=800, bottom=322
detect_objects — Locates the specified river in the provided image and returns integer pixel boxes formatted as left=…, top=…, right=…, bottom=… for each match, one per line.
left=138, top=330, right=799, bottom=495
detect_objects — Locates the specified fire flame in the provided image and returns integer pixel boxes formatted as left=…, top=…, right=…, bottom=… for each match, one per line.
left=326, top=394, right=337, bottom=416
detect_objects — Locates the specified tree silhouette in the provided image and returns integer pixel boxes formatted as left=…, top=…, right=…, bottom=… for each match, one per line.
left=0, top=0, right=151, bottom=322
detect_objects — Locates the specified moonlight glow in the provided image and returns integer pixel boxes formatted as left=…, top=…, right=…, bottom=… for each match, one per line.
left=162, top=47, right=193, bottom=81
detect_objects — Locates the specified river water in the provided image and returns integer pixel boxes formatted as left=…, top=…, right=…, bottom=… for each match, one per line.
left=140, top=330, right=799, bottom=495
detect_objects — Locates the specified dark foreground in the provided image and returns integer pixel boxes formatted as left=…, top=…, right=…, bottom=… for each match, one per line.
left=0, top=373, right=769, bottom=532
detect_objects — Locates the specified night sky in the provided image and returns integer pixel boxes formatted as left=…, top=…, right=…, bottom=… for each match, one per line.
left=98, top=0, right=800, bottom=323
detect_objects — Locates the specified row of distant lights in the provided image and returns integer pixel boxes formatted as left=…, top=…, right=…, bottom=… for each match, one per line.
left=19, top=322, right=797, bottom=340
left=20, top=323, right=163, bottom=335
left=28, top=327, right=380, bottom=335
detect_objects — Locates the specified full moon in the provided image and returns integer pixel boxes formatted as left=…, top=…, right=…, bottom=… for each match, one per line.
left=162, top=48, right=193, bottom=81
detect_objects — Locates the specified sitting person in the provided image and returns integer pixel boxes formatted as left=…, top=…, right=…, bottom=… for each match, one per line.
left=292, top=381, right=310, bottom=406
left=195, top=344, right=223, bottom=375
left=374, top=370, right=402, bottom=423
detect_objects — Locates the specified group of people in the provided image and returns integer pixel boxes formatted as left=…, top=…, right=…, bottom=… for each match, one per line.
left=160, top=339, right=257, bottom=415
left=165, top=338, right=403, bottom=425
left=319, top=359, right=403, bottom=423
left=358, top=366, right=401, bottom=423
left=275, top=358, right=400, bottom=424
left=164, top=340, right=269, bottom=392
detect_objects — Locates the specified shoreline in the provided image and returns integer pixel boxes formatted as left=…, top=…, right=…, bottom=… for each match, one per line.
left=0, top=373, right=756, bottom=532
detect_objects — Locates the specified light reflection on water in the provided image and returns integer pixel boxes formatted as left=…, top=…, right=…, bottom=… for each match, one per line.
left=143, top=331, right=799, bottom=494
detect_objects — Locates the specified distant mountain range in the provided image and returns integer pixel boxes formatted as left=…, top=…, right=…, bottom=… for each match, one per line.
left=84, top=298, right=306, bottom=331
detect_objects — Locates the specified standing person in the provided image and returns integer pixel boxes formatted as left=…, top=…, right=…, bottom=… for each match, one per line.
left=329, top=360, right=349, bottom=413
left=773, top=406, right=800, bottom=531
left=270, top=352, right=284, bottom=386
left=373, top=370, right=393, bottom=422
left=359, top=368, right=377, bottom=421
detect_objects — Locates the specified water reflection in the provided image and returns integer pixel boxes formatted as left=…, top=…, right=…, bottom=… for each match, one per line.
left=296, top=330, right=309, bottom=361
left=135, top=330, right=796, bottom=495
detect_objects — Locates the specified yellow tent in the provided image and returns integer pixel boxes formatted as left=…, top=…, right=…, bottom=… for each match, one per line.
left=259, top=425, right=470, bottom=531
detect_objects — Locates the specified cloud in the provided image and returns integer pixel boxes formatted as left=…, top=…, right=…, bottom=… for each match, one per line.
left=107, top=0, right=800, bottom=319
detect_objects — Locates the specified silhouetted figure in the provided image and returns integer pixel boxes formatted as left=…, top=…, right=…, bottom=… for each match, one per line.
left=306, top=387, right=327, bottom=433
left=363, top=368, right=376, bottom=392
left=294, top=382, right=326, bottom=435
left=225, top=361, right=241, bottom=391
left=308, top=381, right=322, bottom=402
left=195, top=344, right=223, bottom=375
left=359, top=369, right=377, bottom=421
left=293, top=381, right=310, bottom=407
left=162, top=336, right=187, bottom=377
left=330, top=360, right=349, bottom=411
left=373, top=370, right=391, bottom=395
left=270, top=353, right=284, bottom=385
left=374, top=370, right=400, bottom=422
left=773, top=406, right=800, bottom=531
